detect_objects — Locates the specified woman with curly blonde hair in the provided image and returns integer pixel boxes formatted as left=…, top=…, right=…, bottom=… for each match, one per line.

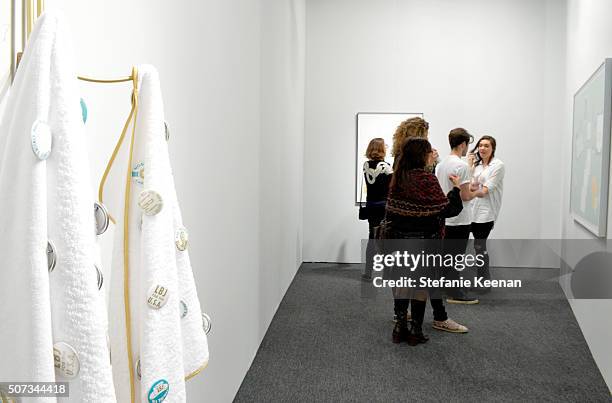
left=384, top=117, right=466, bottom=340
left=391, top=117, right=430, bottom=158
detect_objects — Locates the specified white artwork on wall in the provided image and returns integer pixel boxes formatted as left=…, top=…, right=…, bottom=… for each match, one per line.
left=570, top=59, right=612, bottom=237
left=355, top=112, right=423, bottom=204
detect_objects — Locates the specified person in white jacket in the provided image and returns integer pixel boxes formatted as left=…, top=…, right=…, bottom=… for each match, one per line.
left=469, top=135, right=505, bottom=293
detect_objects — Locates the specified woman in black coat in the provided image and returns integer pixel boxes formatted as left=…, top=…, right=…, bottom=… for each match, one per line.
left=362, top=138, right=393, bottom=280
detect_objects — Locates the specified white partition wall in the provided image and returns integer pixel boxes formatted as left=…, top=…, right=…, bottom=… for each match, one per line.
left=303, top=0, right=566, bottom=264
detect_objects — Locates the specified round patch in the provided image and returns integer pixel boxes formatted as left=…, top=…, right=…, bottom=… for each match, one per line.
left=179, top=300, right=188, bottom=319
left=53, top=342, right=80, bottom=379
left=131, top=161, right=145, bottom=186
left=31, top=120, right=52, bottom=160
left=80, top=98, right=88, bottom=124
left=138, top=190, right=163, bottom=216
left=94, top=201, right=110, bottom=235
left=95, top=264, right=104, bottom=290
left=47, top=240, right=57, bottom=272
left=148, top=379, right=169, bottom=403
left=202, top=313, right=212, bottom=335
left=164, top=121, right=170, bottom=142
left=147, top=284, right=169, bottom=309
left=175, top=227, right=189, bottom=251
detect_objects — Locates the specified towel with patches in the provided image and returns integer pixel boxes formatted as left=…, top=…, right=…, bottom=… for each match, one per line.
left=108, top=65, right=209, bottom=403
left=0, top=12, right=116, bottom=402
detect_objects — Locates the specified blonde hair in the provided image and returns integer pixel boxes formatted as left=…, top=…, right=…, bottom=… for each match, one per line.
left=391, top=117, right=429, bottom=157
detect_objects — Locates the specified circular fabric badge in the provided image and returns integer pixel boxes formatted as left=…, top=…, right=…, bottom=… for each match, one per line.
left=138, top=190, right=163, bottom=216
left=164, top=121, right=170, bottom=142
left=132, top=161, right=145, bottom=186
left=31, top=120, right=52, bottom=160
left=47, top=240, right=57, bottom=272
left=179, top=300, right=188, bottom=319
left=202, top=313, right=212, bottom=335
left=94, top=201, right=110, bottom=235
left=53, top=342, right=80, bottom=379
left=80, top=98, right=88, bottom=124
left=175, top=227, right=189, bottom=251
left=148, top=379, right=169, bottom=403
left=147, top=284, right=169, bottom=309
left=95, top=264, right=104, bottom=290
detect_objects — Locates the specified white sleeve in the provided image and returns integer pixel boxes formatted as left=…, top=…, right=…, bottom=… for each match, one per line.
left=457, top=164, right=471, bottom=185
left=484, top=162, right=505, bottom=190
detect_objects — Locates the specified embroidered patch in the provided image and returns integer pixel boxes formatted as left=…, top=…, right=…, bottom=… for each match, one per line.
left=31, top=120, right=52, bottom=160
left=148, top=379, right=169, bottom=403
left=53, top=342, right=80, bottom=379
left=175, top=227, right=189, bottom=251
left=138, top=190, right=163, bottom=216
left=80, top=98, right=88, bottom=123
left=147, top=284, right=169, bottom=309
left=132, top=161, right=145, bottom=185
left=180, top=300, right=188, bottom=319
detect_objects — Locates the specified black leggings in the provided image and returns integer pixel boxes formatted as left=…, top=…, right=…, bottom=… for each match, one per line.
left=393, top=298, right=447, bottom=323
left=364, top=213, right=385, bottom=277
left=471, top=221, right=494, bottom=278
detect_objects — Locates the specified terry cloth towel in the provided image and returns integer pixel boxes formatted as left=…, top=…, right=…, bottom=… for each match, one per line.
left=0, top=12, right=116, bottom=402
left=108, top=65, right=209, bottom=403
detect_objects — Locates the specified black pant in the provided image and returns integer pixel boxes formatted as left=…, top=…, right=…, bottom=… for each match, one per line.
left=471, top=221, right=494, bottom=281
left=394, top=298, right=447, bottom=323
left=364, top=211, right=385, bottom=277
left=444, top=225, right=471, bottom=298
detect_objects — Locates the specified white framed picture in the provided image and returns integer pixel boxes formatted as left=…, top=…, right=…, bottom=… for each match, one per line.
left=570, top=59, right=612, bottom=237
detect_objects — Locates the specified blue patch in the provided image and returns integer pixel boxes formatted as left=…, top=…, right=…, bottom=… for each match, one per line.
left=80, top=98, right=88, bottom=124
left=131, top=161, right=145, bottom=185
left=148, top=379, right=169, bottom=403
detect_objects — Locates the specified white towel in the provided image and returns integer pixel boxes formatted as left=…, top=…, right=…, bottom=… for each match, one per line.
left=108, top=65, right=209, bottom=403
left=0, top=12, right=116, bottom=403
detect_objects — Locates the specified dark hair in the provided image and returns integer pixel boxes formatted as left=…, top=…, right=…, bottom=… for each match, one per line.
left=471, top=135, right=497, bottom=166
left=448, top=128, right=473, bottom=149
left=365, top=138, right=386, bottom=160
left=391, top=138, right=432, bottom=188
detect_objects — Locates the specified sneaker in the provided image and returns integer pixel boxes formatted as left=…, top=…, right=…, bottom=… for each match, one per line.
left=432, top=318, right=469, bottom=333
left=446, top=297, right=479, bottom=305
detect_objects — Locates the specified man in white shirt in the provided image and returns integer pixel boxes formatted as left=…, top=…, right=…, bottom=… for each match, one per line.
left=435, top=128, right=480, bottom=305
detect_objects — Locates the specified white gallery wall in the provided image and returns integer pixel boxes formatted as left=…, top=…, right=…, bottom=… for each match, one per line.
left=303, top=0, right=566, bottom=263
left=562, top=0, right=612, bottom=391
left=43, top=0, right=305, bottom=401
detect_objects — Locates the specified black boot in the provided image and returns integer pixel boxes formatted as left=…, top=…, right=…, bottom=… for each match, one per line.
left=392, top=299, right=409, bottom=343
left=407, top=320, right=429, bottom=346
left=392, top=315, right=409, bottom=344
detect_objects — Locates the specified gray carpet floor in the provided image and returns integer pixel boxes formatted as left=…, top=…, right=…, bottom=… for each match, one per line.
left=234, top=263, right=612, bottom=402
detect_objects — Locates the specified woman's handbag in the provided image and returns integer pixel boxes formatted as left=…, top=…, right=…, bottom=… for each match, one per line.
left=358, top=174, right=369, bottom=220
left=359, top=204, right=369, bottom=220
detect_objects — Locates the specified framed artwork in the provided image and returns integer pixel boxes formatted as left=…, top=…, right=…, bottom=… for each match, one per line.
left=570, top=59, right=612, bottom=237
